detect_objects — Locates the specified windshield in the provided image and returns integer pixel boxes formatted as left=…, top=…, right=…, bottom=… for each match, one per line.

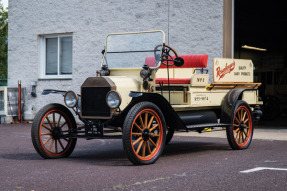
left=102, top=31, right=165, bottom=69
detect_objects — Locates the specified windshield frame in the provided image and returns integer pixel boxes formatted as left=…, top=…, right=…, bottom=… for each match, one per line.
left=101, top=30, right=166, bottom=69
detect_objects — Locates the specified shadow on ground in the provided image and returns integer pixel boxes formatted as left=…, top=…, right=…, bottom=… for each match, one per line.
left=1, top=137, right=231, bottom=167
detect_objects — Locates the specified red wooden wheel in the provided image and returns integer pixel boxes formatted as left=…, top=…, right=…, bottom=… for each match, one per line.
left=123, top=102, right=166, bottom=165
left=31, top=104, right=77, bottom=159
left=226, top=100, right=254, bottom=150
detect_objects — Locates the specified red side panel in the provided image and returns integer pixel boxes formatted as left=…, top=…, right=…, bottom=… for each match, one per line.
left=155, top=78, right=191, bottom=84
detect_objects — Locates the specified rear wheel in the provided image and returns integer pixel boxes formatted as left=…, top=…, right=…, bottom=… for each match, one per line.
left=31, top=104, right=77, bottom=159
left=226, top=101, right=254, bottom=150
left=122, top=102, right=166, bottom=165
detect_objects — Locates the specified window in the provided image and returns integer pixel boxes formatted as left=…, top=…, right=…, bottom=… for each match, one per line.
left=40, top=34, right=73, bottom=79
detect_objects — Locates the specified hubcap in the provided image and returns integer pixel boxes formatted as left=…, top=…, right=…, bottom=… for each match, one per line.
left=51, top=127, right=63, bottom=140
left=142, top=129, right=150, bottom=141
left=239, top=121, right=247, bottom=131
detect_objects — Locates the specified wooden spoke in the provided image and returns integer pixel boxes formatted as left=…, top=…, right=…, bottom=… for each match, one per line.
left=153, top=134, right=160, bottom=137
left=144, top=112, right=148, bottom=128
left=56, top=115, right=62, bottom=127
left=63, top=138, right=69, bottom=142
left=233, top=124, right=239, bottom=127
left=53, top=112, right=56, bottom=127
left=242, top=111, right=247, bottom=122
left=234, top=116, right=240, bottom=124
left=243, top=129, right=248, bottom=137
left=46, top=116, right=53, bottom=129
left=244, top=118, right=249, bottom=124
left=233, top=128, right=240, bottom=134
left=150, top=124, right=159, bottom=132
left=136, top=140, right=144, bottom=154
left=43, top=136, right=52, bottom=145
left=139, top=115, right=144, bottom=129
left=241, top=132, right=245, bottom=143
left=235, top=131, right=240, bottom=141
left=142, top=141, right=146, bottom=157
left=41, top=132, right=51, bottom=136
left=147, top=142, right=152, bottom=154
left=149, top=138, right=156, bottom=147
left=237, top=112, right=241, bottom=122
left=238, top=132, right=242, bottom=143
left=55, top=140, right=58, bottom=154
left=147, top=116, right=155, bottom=129
left=132, top=132, right=142, bottom=136
left=134, top=123, right=143, bottom=132
left=133, top=137, right=142, bottom=146
left=49, top=139, right=54, bottom=152
left=42, top=124, right=51, bottom=131
left=240, top=109, right=244, bottom=121
left=58, top=139, right=65, bottom=150
left=60, top=122, right=67, bottom=128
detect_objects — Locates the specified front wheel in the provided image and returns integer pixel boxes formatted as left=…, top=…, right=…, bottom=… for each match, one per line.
left=122, top=102, right=166, bottom=165
left=226, top=100, right=254, bottom=150
left=31, top=104, right=77, bottom=159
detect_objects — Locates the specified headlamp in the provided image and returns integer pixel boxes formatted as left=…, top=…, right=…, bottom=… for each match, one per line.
left=106, top=91, right=121, bottom=109
left=64, top=91, right=79, bottom=108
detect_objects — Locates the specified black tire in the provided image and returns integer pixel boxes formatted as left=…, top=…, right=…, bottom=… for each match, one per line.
left=31, top=104, right=77, bottom=159
left=226, top=100, right=254, bottom=150
left=166, top=126, right=174, bottom=145
left=122, top=102, right=166, bottom=165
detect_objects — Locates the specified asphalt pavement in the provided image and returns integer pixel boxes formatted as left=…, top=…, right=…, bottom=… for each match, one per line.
left=0, top=122, right=286, bottom=191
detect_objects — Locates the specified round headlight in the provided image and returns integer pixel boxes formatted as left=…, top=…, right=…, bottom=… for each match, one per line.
left=64, top=91, right=78, bottom=108
left=106, top=91, right=121, bottom=109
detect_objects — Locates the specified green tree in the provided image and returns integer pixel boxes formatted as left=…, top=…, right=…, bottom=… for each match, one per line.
left=0, top=0, right=8, bottom=82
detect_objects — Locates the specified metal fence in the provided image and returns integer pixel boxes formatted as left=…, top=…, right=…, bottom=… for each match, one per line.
left=0, top=79, right=7, bottom=86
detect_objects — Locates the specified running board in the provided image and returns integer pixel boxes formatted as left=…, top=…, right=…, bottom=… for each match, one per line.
left=186, top=123, right=231, bottom=130
left=63, top=134, right=122, bottom=140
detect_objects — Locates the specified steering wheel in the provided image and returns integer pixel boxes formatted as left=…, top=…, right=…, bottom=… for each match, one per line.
left=154, top=44, right=178, bottom=66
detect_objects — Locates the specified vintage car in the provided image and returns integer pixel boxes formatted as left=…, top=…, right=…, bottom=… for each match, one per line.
left=31, top=31, right=263, bottom=165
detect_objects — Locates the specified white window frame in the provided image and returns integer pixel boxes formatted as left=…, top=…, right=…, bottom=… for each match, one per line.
left=39, top=34, right=73, bottom=79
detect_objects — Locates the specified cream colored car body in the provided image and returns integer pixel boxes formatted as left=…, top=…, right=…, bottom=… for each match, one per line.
left=108, top=58, right=262, bottom=112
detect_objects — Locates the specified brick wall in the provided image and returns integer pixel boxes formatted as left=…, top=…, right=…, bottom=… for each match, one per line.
left=8, top=0, right=223, bottom=121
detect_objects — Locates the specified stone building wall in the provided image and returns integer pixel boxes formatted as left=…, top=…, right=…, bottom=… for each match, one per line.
left=8, top=0, right=223, bottom=121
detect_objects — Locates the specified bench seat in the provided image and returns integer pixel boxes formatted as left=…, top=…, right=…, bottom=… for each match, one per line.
left=145, top=55, right=208, bottom=85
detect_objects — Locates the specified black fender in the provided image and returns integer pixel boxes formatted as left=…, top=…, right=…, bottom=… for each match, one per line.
left=42, top=89, right=81, bottom=98
left=220, top=88, right=246, bottom=123
left=111, top=91, right=186, bottom=130
left=41, top=89, right=81, bottom=112
left=42, top=89, right=67, bottom=96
